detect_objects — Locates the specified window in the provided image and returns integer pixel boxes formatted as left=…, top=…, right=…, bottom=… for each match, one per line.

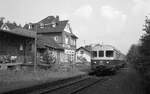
left=64, top=24, right=70, bottom=33
left=99, top=51, right=104, bottom=57
left=28, top=24, right=32, bottom=29
left=80, top=51, right=84, bottom=54
left=40, top=23, right=44, bottom=28
left=54, top=36, right=58, bottom=41
left=65, top=36, right=69, bottom=44
left=92, top=51, right=97, bottom=57
left=52, top=23, right=56, bottom=27
left=106, top=50, right=114, bottom=57
left=72, top=39, right=76, bottom=45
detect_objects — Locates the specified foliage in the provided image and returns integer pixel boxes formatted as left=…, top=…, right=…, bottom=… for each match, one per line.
left=0, top=55, right=11, bottom=63
left=77, top=56, right=88, bottom=63
left=126, top=44, right=140, bottom=68
left=126, top=16, right=150, bottom=74
left=138, top=16, right=150, bottom=74
left=42, top=49, right=56, bottom=65
left=126, top=16, right=150, bottom=93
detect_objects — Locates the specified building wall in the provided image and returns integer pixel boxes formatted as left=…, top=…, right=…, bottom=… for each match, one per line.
left=37, top=47, right=65, bottom=65
left=62, top=31, right=76, bottom=49
left=76, top=49, right=91, bottom=62
left=0, top=32, right=34, bottom=63
left=61, top=31, right=77, bottom=63
left=37, top=30, right=77, bottom=64
left=38, top=33, right=63, bottom=44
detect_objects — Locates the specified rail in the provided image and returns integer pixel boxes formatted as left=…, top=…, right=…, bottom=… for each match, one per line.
left=38, top=76, right=108, bottom=94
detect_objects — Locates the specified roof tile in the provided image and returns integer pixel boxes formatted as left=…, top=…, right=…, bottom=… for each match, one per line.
left=37, top=35, right=64, bottom=50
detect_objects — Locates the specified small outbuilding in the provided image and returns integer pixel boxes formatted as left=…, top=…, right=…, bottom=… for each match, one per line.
left=0, top=28, right=36, bottom=69
left=76, top=46, right=91, bottom=65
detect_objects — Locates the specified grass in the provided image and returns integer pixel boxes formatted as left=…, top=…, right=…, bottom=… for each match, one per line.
left=0, top=67, right=85, bottom=93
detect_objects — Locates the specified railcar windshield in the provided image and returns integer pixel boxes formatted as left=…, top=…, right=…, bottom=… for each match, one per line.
left=106, top=50, right=114, bottom=57
left=92, top=51, right=97, bottom=58
left=99, top=51, right=104, bottom=57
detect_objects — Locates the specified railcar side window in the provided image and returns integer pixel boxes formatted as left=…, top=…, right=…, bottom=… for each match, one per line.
left=99, top=51, right=104, bottom=57
left=92, top=51, right=97, bottom=57
left=106, top=50, right=114, bottom=57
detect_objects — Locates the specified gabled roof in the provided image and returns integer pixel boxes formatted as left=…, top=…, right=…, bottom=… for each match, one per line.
left=11, top=28, right=36, bottom=38
left=64, top=31, right=78, bottom=39
left=38, top=16, right=56, bottom=24
left=76, top=46, right=91, bottom=52
left=71, top=34, right=78, bottom=39
left=0, top=21, right=3, bottom=27
left=1, top=23, right=10, bottom=31
left=23, top=16, right=78, bottom=38
left=37, top=35, right=64, bottom=50
left=6, top=23, right=19, bottom=29
left=85, top=45, right=92, bottom=51
left=0, top=28, right=36, bottom=38
left=37, top=20, right=68, bottom=33
left=1, top=22, right=21, bottom=31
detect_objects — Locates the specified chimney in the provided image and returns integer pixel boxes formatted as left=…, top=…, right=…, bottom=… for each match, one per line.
left=28, top=23, right=32, bottom=29
left=56, top=16, right=59, bottom=21
left=0, top=17, right=5, bottom=22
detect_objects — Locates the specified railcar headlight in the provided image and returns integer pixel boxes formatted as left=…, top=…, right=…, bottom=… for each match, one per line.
left=94, top=61, right=96, bottom=64
left=106, top=61, right=109, bottom=64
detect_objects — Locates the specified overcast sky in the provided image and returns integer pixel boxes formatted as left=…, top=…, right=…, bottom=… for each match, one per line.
left=0, top=0, right=150, bottom=54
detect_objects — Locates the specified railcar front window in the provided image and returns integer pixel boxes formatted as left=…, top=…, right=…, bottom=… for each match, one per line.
left=99, top=51, right=104, bottom=57
left=106, top=50, right=114, bottom=57
left=92, top=51, right=97, bottom=57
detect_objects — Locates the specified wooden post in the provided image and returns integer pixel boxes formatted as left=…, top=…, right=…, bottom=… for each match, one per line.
left=34, top=25, right=37, bottom=72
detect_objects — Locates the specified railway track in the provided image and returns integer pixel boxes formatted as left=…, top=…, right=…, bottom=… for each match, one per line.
left=3, top=75, right=87, bottom=94
left=36, top=76, right=108, bottom=94
left=3, top=75, right=108, bottom=94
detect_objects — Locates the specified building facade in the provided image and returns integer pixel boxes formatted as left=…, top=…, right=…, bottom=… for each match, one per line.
left=24, top=16, right=78, bottom=64
left=0, top=23, right=36, bottom=69
left=76, top=46, right=91, bottom=65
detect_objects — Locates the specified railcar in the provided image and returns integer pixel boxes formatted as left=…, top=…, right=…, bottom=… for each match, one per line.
left=90, top=44, right=126, bottom=75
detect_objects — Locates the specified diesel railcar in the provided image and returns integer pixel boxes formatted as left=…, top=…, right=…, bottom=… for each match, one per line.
left=90, top=44, right=126, bottom=75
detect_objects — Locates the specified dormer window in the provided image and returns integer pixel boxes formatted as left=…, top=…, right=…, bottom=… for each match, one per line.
left=52, top=23, right=56, bottom=28
left=65, top=36, right=69, bottom=44
left=40, top=23, right=44, bottom=28
left=28, top=24, right=32, bottom=29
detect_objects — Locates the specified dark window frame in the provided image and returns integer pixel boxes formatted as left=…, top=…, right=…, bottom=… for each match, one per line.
left=99, top=50, right=104, bottom=57
left=80, top=51, right=84, bottom=54
left=92, top=51, right=97, bottom=58
left=106, top=50, right=114, bottom=57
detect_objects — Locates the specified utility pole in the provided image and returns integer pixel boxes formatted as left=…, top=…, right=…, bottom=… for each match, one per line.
left=34, top=24, right=37, bottom=72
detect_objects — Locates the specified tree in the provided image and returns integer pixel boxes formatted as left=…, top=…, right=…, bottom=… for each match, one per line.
left=126, top=16, right=150, bottom=94
left=126, top=44, right=140, bottom=69
left=13, top=21, right=17, bottom=26
left=42, top=49, right=56, bottom=65
left=126, top=16, right=150, bottom=74
left=138, top=16, right=150, bottom=74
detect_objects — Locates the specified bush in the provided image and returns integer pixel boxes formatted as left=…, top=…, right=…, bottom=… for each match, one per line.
left=42, top=50, right=56, bottom=66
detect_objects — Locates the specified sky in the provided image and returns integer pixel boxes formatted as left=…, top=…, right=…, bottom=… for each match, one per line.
left=0, top=0, right=150, bottom=54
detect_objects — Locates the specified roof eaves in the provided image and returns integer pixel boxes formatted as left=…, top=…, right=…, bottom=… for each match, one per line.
left=76, top=47, right=90, bottom=52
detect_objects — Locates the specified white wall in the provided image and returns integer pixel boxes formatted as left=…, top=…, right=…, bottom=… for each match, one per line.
left=76, top=49, right=91, bottom=62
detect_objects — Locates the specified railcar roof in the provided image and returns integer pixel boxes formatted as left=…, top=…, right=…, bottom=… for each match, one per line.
left=92, top=44, right=124, bottom=55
